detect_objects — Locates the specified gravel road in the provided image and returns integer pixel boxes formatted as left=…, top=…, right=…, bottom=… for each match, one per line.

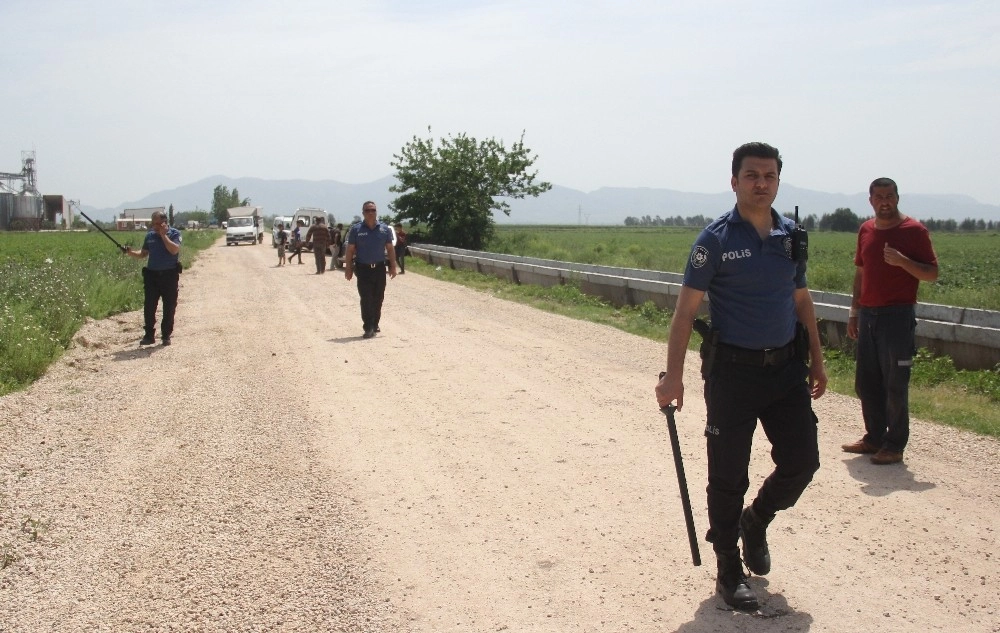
left=2, top=237, right=998, bottom=632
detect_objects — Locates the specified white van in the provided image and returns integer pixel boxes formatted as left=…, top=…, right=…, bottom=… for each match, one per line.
left=271, top=216, right=295, bottom=247
left=290, top=208, right=328, bottom=250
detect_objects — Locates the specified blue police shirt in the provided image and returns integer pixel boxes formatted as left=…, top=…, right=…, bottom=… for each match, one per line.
left=348, top=221, right=392, bottom=265
left=683, top=207, right=806, bottom=349
left=144, top=228, right=182, bottom=271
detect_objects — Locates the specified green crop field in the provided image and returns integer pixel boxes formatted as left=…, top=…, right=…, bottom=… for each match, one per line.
left=0, top=229, right=220, bottom=395
left=489, top=226, right=1000, bottom=310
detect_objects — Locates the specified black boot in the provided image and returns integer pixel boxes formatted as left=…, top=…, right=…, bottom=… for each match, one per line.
left=739, top=505, right=772, bottom=575
left=716, top=549, right=759, bottom=611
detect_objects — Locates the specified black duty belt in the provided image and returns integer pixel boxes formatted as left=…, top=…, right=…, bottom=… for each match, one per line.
left=717, top=341, right=796, bottom=367
left=357, top=262, right=385, bottom=268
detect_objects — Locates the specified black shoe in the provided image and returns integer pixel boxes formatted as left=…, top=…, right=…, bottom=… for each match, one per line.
left=139, top=335, right=155, bottom=346
left=161, top=337, right=171, bottom=346
left=739, top=506, right=772, bottom=576
left=375, top=326, right=381, bottom=333
left=362, top=329, right=375, bottom=339
left=716, top=550, right=759, bottom=611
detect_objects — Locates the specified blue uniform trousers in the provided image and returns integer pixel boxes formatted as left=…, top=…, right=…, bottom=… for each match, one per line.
left=703, top=355, right=819, bottom=553
left=355, top=263, right=387, bottom=332
left=142, top=267, right=179, bottom=340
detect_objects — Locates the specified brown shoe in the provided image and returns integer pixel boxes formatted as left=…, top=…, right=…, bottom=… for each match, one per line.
left=842, top=439, right=879, bottom=454
left=870, top=449, right=904, bottom=465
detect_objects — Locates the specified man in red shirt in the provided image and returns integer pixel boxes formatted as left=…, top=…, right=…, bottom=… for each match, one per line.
left=842, top=178, right=939, bottom=465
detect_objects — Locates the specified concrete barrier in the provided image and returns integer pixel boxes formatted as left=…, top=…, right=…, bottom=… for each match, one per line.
left=411, top=245, right=1000, bottom=370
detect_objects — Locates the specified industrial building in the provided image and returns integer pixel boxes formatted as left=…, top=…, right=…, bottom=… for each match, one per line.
left=0, top=151, right=73, bottom=230
left=115, top=208, right=163, bottom=231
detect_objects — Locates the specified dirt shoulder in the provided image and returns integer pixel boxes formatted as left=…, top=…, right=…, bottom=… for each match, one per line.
left=2, top=239, right=998, bottom=632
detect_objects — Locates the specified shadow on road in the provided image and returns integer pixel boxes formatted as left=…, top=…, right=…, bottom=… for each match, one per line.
left=842, top=456, right=936, bottom=496
left=675, top=577, right=814, bottom=632
left=328, top=335, right=372, bottom=344
left=111, top=347, right=160, bottom=361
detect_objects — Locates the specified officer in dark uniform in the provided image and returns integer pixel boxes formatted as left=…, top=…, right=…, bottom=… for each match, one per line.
left=343, top=201, right=397, bottom=339
left=655, top=142, right=827, bottom=611
left=125, top=209, right=182, bottom=346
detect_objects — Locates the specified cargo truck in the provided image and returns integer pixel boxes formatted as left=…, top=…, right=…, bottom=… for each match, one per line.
left=225, top=206, right=263, bottom=246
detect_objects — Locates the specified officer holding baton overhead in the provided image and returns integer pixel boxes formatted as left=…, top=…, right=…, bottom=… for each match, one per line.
left=125, top=209, right=182, bottom=346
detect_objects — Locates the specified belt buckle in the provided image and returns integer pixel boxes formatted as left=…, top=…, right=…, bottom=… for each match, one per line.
left=761, top=348, right=777, bottom=366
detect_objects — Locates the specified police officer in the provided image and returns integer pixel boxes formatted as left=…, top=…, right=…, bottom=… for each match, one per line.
left=125, top=209, right=182, bottom=346
left=344, top=201, right=397, bottom=339
left=655, top=142, right=827, bottom=611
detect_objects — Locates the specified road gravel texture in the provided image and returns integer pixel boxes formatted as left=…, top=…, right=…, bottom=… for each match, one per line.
left=2, top=239, right=998, bottom=632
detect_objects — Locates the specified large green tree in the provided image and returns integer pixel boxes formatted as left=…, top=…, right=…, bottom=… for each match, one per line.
left=818, top=207, right=862, bottom=232
left=211, top=185, right=250, bottom=224
left=389, top=129, right=551, bottom=250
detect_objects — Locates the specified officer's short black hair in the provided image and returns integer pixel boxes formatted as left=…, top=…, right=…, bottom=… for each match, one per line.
left=732, top=142, right=783, bottom=177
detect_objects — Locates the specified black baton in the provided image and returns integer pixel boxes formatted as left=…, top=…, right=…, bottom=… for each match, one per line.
left=658, top=372, right=701, bottom=566
left=78, top=209, right=128, bottom=253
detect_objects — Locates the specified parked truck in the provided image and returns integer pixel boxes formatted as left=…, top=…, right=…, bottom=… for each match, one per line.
left=225, top=206, right=263, bottom=246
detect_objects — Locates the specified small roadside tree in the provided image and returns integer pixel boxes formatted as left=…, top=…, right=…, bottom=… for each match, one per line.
left=211, top=185, right=250, bottom=225
left=389, top=128, right=552, bottom=250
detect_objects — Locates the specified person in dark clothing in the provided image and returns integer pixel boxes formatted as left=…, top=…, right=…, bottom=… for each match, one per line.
left=328, top=223, right=343, bottom=271
left=125, top=209, right=182, bottom=346
left=842, top=178, right=939, bottom=465
left=393, top=222, right=408, bottom=274
left=344, top=201, right=397, bottom=338
left=289, top=220, right=305, bottom=264
left=655, top=142, right=826, bottom=611
left=276, top=223, right=288, bottom=266
left=305, top=216, right=331, bottom=274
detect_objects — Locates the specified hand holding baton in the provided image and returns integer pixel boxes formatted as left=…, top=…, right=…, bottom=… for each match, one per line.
left=659, top=371, right=701, bottom=566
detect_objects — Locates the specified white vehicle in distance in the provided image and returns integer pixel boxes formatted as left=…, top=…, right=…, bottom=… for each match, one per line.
left=290, top=208, right=328, bottom=251
left=271, top=215, right=294, bottom=247
left=225, top=206, right=263, bottom=246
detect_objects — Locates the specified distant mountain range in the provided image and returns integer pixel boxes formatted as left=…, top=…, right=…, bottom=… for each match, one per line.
left=80, top=175, right=999, bottom=225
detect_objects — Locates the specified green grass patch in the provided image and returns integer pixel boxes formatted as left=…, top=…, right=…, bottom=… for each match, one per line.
left=0, top=229, right=221, bottom=396
left=489, top=227, right=1000, bottom=310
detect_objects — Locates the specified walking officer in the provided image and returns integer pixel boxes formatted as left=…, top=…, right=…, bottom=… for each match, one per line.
left=344, top=201, right=397, bottom=339
left=655, top=142, right=827, bottom=611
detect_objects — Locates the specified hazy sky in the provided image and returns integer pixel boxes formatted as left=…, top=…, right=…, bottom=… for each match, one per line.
left=3, top=0, right=999, bottom=209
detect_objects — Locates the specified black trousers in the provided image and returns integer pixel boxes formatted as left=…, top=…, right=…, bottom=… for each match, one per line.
left=703, top=356, right=819, bottom=553
left=355, top=264, right=387, bottom=332
left=142, top=267, right=180, bottom=339
left=394, top=243, right=406, bottom=272
left=313, top=248, right=327, bottom=273
left=855, top=305, right=916, bottom=453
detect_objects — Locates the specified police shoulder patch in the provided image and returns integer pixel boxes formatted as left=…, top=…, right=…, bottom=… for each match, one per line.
left=691, top=245, right=710, bottom=268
